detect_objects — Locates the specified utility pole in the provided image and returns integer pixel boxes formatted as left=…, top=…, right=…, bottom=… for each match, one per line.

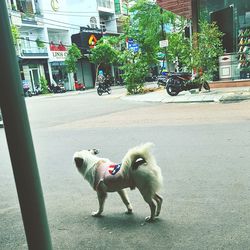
left=0, top=2, right=52, bottom=250
left=160, top=8, right=170, bottom=73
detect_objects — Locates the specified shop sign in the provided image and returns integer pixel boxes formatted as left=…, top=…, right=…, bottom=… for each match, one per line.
left=49, top=41, right=68, bottom=61
left=51, top=51, right=68, bottom=60
left=88, top=34, right=98, bottom=48
left=71, top=32, right=102, bottom=54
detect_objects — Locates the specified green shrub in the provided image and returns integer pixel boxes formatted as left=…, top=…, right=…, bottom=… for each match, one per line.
left=121, top=51, right=148, bottom=95
left=39, top=76, right=49, bottom=94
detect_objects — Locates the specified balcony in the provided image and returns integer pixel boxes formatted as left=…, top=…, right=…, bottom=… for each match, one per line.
left=21, top=12, right=37, bottom=25
left=97, top=0, right=114, bottom=14
left=98, top=0, right=112, bottom=8
left=20, top=46, right=48, bottom=57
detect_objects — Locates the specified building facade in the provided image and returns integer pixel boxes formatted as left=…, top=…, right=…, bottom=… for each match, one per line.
left=6, top=0, right=123, bottom=91
left=157, top=0, right=250, bottom=81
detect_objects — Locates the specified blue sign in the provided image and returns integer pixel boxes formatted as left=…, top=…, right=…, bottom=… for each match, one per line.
left=127, top=38, right=139, bottom=53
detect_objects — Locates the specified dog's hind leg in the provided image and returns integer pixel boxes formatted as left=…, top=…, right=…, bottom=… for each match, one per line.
left=153, top=193, right=163, bottom=216
left=138, top=189, right=157, bottom=222
left=117, top=190, right=133, bottom=214
left=144, top=199, right=156, bottom=222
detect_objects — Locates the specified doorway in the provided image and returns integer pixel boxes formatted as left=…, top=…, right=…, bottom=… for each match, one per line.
left=29, top=68, right=40, bottom=91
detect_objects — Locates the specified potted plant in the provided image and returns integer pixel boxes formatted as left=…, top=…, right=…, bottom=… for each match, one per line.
left=36, top=38, right=45, bottom=48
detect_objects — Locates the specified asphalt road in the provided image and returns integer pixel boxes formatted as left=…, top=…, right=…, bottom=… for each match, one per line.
left=1, top=88, right=250, bottom=249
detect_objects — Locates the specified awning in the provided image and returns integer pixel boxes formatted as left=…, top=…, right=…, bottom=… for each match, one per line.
left=157, top=0, right=192, bottom=19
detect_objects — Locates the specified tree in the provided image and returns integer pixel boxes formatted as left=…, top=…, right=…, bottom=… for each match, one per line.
left=89, top=40, right=119, bottom=85
left=191, top=20, right=224, bottom=80
left=65, top=43, right=82, bottom=76
left=126, top=0, right=176, bottom=66
left=120, top=50, right=148, bottom=95
left=167, top=20, right=224, bottom=80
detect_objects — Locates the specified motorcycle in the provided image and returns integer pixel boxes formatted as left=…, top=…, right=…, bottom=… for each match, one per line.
left=97, top=82, right=111, bottom=96
left=165, top=72, right=210, bottom=96
left=74, top=80, right=85, bottom=91
left=48, top=81, right=66, bottom=93
left=157, top=75, right=168, bottom=87
left=22, top=80, right=32, bottom=97
left=32, top=85, right=42, bottom=96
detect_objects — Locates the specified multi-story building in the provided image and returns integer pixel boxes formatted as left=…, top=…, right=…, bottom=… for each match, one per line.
left=6, top=0, right=125, bottom=90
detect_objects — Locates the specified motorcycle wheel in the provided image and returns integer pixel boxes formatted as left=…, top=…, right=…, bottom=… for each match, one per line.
left=203, top=81, right=210, bottom=91
left=97, top=87, right=103, bottom=96
left=166, top=84, right=179, bottom=96
left=107, top=87, right=111, bottom=95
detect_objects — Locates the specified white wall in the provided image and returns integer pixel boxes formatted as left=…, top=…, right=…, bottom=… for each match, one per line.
left=39, top=0, right=100, bottom=35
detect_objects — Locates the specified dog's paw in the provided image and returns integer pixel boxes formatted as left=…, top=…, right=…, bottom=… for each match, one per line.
left=145, top=216, right=155, bottom=223
left=125, top=209, right=133, bottom=215
left=91, top=211, right=103, bottom=217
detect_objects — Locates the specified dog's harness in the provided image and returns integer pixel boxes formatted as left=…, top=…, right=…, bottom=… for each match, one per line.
left=94, top=162, right=134, bottom=192
left=108, top=163, right=121, bottom=175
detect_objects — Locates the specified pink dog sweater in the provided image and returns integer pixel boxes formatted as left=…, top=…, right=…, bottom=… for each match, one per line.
left=94, top=161, right=135, bottom=192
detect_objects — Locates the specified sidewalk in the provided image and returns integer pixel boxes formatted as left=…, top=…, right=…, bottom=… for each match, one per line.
left=121, top=84, right=250, bottom=103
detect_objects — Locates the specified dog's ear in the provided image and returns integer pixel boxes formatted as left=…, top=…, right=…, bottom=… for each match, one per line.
left=92, top=149, right=99, bottom=155
left=88, top=149, right=99, bottom=155
left=74, top=157, right=83, bottom=168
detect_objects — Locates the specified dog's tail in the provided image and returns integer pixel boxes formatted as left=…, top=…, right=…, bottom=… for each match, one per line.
left=121, top=142, right=155, bottom=168
left=121, top=142, right=163, bottom=194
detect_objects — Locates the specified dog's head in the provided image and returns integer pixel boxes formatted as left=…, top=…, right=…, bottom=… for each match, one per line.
left=73, top=149, right=99, bottom=175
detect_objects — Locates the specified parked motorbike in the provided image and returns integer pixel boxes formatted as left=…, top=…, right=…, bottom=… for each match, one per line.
left=166, top=72, right=210, bottom=96
left=157, top=75, right=168, bottom=87
left=74, top=80, right=85, bottom=91
left=48, top=82, right=66, bottom=93
left=32, top=85, right=42, bottom=96
left=22, top=80, right=32, bottom=97
left=97, top=82, right=111, bottom=96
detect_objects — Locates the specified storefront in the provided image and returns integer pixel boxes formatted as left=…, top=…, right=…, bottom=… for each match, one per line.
left=195, top=1, right=249, bottom=80
left=157, top=0, right=250, bottom=81
left=48, top=41, right=73, bottom=90
left=71, top=31, right=103, bottom=88
left=19, top=58, right=49, bottom=92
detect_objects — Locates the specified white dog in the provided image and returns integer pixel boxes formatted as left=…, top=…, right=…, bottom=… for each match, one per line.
left=73, top=143, right=163, bottom=222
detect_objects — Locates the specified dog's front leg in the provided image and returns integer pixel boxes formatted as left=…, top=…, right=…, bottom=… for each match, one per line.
left=92, top=190, right=107, bottom=217
left=92, top=181, right=107, bottom=217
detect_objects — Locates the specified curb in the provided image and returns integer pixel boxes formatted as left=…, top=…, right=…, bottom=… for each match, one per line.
left=121, top=89, right=250, bottom=104
left=216, top=92, right=250, bottom=103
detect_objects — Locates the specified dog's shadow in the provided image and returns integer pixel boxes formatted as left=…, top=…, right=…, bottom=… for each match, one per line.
left=89, top=212, right=162, bottom=229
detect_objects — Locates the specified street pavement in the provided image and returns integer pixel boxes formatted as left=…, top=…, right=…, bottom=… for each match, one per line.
left=1, top=84, right=250, bottom=249
left=1, top=84, right=250, bottom=129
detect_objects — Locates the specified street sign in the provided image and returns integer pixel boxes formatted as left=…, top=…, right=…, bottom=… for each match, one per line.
left=159, top=40, right=168, bottom=48
left=127, top=38, right=139, bottom=53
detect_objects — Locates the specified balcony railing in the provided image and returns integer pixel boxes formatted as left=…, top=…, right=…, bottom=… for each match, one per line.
left=97, top=0, right=112, bottom=9
left=20, top=46, right=48, bottom=57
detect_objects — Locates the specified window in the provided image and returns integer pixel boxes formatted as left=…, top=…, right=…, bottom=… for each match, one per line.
left=90, top=17, right=97, bottom=29
left=97, top=0, right=111, bottom=9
